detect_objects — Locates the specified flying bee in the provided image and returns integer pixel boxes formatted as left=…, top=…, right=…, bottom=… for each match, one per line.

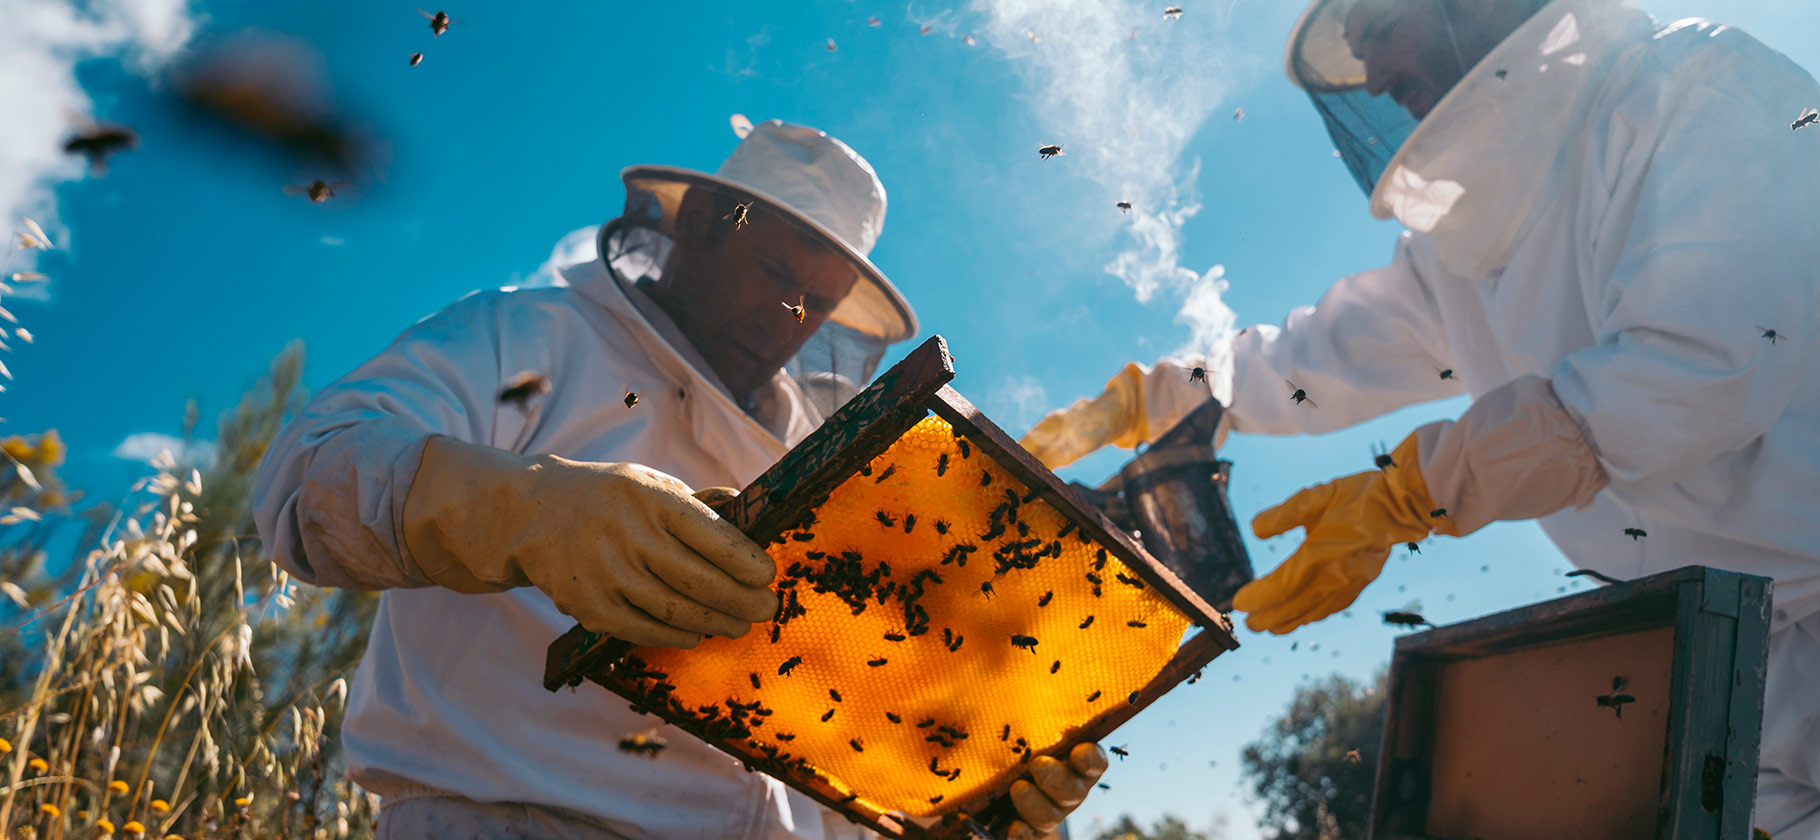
left=1596, top=676, right=1636, bottom=718
left=1285, top=380, right=1317, bottom=407
left=825, top=38, right=838, bottom=52
left=1437, top=367, right=1455, bottom=380
left=62, top=123, right=139, bottom=175
left=1344, top=749, right=1362, bottom=764
left=1793, top=107, right=1819, bottom=131
left=623, top=387, right=640, bottom=408
left=777, top=656, right=803, bottom=676
left=921, top=24, right=933, bottom=35
left=1164, top=6, right=1184, bottom=20
left=1189, top=366, right=1208, bottom=383
left=1372, top=442, right=1397, bottom=469
left=497, top=372, right=550, bottom=409
left=1756, top=325, right=1782, bottom=344
left=1010, top=634, right=1039, bottom=653
left=1038, top=144, right=1063, bottom=160
left=417, top=9, right=456, bottom=36
left=725, top=201, right=752, bottom=229
left=1406, top=542, right=1422, bottom=555
left=1234, top=107, right=1245, bottom=121
left=409, top=52, right=423, bottom=66
left=1116, top=199, right=1133, bottom=213
left=1383, top=609, right=1432, bottom=628
left=617, top=729, right=668, bottom=758
left=1430, top=508, right=1449, bottom=519
left=1109, top=745, right=1129, bottom=760
left=784, top=297, right=806, bottom=323
left=963, top=34, right=976, bottom=46
left=868, top=16, right=881, bottom=26
left=284, top=179, right=349, bottom=204
left=1494, top=69, right=1509, bottom=80
left=1097, top=783, right=1111, bottom=791
left=1623, top=527, right=1648, bottom=540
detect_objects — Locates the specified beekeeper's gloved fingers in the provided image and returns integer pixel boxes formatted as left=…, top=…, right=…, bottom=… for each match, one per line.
left=1019, top=360, right=1219, bottom=470
left=402, top=436, right=777, bottom=649
left=1006, top=743, right=1108, bottom=836
left=1232, top=435, right=1434, bottom=635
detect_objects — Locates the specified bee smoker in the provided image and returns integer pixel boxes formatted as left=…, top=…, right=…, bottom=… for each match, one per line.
left=1068, top=399, right=1254, bottom=611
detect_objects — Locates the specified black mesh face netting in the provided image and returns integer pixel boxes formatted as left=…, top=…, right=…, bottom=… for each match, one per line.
left=1287, top=0, right=1423, bottom=196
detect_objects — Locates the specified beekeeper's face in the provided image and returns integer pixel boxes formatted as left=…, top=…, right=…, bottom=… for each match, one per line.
left=1344, top=0, right=1464, bottom=119
left=654, top=186, right=859, bottom=401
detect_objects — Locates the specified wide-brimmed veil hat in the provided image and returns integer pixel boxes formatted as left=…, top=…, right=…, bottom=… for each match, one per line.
left=1284, top=0, right=1421, bottom=197
left=617, top=119, right=918, bottom=345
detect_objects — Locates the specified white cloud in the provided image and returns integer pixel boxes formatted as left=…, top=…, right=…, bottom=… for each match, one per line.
left=972, top=0, right=1241, bottom=376
left=520, top=225, right=599, bottom=289
left=0, top=0, right=201, bottom=276
left=319, top=235, right=345, bottom=247
left=111, top=432, right=217, bottom=466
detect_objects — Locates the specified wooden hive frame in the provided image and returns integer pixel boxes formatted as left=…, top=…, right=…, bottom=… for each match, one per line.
left=1370, top=565, right=1771, bottom=840
left=545, top=336, right=1240, bottom=838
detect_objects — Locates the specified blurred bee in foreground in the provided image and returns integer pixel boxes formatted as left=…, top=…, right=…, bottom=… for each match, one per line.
left=498, top=372, right=550, bottom=410
left=63, top=123, right=139, bottom=175
left=1595, top=676, right=1636, bottom=718
left=617, top=729, right=667, bottom=758
left=419, top=9, right=457, bottom=37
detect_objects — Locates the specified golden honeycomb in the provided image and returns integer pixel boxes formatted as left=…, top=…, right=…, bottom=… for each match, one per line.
left=625, top=416, right=1194, bottom=819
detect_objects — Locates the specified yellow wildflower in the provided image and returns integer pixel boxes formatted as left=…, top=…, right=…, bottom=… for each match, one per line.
left=1, top=430, right=64, bottom=466
left=122, top=821, right=145, bottom=834
left=98, top=818, right=116, bottom=833
left=233, top=796, right=250, bottom=807
left=149, top=799, right=170, bottom=814
left=28, top=757, right=49, bottom=773
left=108, top=780, right=129, bottom=795
left=77, top=810, right=89, bottom=820
left=0, top=736, right=11, bottom=754
left=39, top=803, right=61, bottom=818
left=164, top=836, right=184, bottom=840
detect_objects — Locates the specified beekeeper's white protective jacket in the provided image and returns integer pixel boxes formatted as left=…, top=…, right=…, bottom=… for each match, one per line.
left=1139, top=0, right=1820, bottom=632
left=252, top=253, right=833, bottom=839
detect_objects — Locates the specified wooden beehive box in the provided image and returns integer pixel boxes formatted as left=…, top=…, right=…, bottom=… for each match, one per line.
left=1371, top=566, right=1771, bottom=840
left=544, top=336, right=1240, bottom=838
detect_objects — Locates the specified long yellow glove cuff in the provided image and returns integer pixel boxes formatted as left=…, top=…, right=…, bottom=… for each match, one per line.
left=1020, top=363, right=1149, bottom=470
left=1231, top=433, right=1447, bottom=634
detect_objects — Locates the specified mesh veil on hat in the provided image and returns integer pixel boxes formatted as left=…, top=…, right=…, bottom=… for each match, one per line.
left=618, top=120, right=918, bottom=344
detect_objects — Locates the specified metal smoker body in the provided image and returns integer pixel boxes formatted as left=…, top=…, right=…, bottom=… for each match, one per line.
left=1070, top=399, right=1254, bottom=610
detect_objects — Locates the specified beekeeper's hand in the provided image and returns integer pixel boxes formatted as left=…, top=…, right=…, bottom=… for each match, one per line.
left=1019, top=360, right=1224, bottom=470
left=1005, top=742, right=1109, bottom=838
left=1233, top=376, right=1609, bottom=634
left=401, top=435, right=777, bottom=648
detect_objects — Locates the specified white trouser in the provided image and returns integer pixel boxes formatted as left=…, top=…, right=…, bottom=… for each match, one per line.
left=1757, top=612, right=1820, bottom=839
left=374, top=795, right=876, bottom=840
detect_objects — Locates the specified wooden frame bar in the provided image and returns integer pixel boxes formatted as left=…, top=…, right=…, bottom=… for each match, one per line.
left=543, top=336, right=1239, bottom=838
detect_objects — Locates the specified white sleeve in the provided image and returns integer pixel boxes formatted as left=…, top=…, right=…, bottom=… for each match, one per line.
left=1552, top=49, right=1820, bottom=497
left=1210, top=232, right=1463, bottom=435
left=252, top=292, right=507, bottom=589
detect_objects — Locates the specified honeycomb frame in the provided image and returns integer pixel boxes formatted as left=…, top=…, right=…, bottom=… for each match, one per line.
left=545, top=336, right=1239, bottom=838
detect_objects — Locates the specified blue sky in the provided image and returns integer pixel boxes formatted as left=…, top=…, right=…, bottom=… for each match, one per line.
left=6, top=0, right=1819, bottom=835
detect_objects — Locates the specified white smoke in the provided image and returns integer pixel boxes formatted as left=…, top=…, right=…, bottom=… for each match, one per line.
left=971, top=0, right=1242, bottom=381
left=518, top=225, right=599, bottom=289
left=0, top=0, right=200, bottom=287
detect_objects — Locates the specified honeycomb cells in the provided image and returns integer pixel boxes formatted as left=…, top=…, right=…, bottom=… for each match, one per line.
left=631, top=416, right=1193, bottom=818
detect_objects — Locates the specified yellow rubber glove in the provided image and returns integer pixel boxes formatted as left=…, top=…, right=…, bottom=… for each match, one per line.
left=1232, top=434, right=1453, bottom=634
left=1021, top=361, right=1224, bottom=470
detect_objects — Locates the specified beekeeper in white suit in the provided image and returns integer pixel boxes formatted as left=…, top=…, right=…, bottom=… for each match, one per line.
left=254, top=120, right=1104, bottom=840
left=1021, top=0, right=1820, bottom=834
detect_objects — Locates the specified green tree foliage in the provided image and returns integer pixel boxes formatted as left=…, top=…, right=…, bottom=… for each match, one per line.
left=1091, top=813, right=1218, bottom=840
left=1239, top=670, right=1388, bottom=840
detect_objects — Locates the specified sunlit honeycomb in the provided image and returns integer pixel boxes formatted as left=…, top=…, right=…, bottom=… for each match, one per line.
left=621, top=416, right=1194, bottom=819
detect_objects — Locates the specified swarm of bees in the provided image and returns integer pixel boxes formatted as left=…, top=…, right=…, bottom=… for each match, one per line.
left=1794, top=108, right=1819, bottom=131
left=62, top=124, right=139, bottom=175
left=419, top=9, right=456, bottom=37
left=1038, top=144, right=1064, bottom=160
left=617, top=729, right=668, bottom=758
left=498, top=372, right=551, bottom=410
left=1285, top=380, right=1316, bottom=407
left=283, top=179, right=348, bottom=204
left=1595, top=675, right=1636, bottom=718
